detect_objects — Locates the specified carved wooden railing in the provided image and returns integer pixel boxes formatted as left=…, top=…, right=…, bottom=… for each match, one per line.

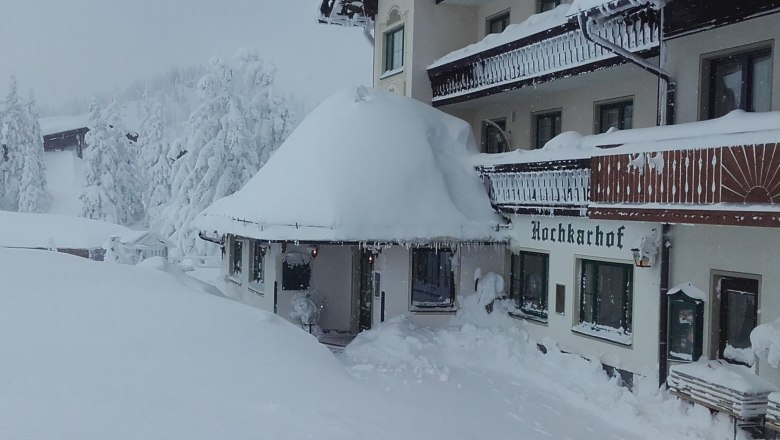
left=428, top=7, right=660, bottom=106
left=479, top=159, right=590, bottom=216
left=589, top=143, right=780, bottom=227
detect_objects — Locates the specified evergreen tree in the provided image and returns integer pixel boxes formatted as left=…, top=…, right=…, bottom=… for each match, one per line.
left=18, top=91, right=50, bottom=212
left=80, top=99, right=144, bottom=225
left=0, top=76, right=27, bottom=210
left=138, top=94, right=171, bottom=230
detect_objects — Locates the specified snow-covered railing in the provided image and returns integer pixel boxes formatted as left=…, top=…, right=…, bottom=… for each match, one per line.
left=428, top=8, right=660, bottom=106
left=589, top=142, right=780, bottom=227
left=479, top=159, right=590, bottom=215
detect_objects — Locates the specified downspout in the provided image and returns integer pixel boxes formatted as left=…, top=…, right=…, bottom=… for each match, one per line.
left=658, top=223, right=671, bottom=386
left=577, top=11, right=676, bottom=126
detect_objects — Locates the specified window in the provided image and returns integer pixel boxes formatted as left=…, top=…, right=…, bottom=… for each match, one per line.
left=577, top=259, right=633, bottom=343
left=538, top=0, right=561, bottom=13
left=411, top=248, right=455, bottom=308
left=534, top=111, right=561, bottom=149
left=482, top=118, right=508, bottom=154
left=282, top=252, right=311, bottom=291
left=486, top=11, right=510, bottom=35
left=251, top=242, right=265, bottom=285
left=597, top=99, right=633, bottom=133
left=706, top=48, right=772, bottom=119
left=555, top=284, right=566, bottom=315
left=510, top=251, right=549, bottom=320
left=230, top=238, right=243, bottom=276
left=384, top=26, right=404, bottom=73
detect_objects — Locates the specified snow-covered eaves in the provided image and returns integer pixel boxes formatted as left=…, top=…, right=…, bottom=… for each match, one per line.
left=40, top=114, right=89, bottom=137
left=195, top=87, right=506, bottom=244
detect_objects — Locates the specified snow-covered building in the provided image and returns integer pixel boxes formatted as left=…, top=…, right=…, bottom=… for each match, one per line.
left=0, top=211, right=168, bottom=262
left=195, top=87, right=507, bottom=339
left=368, top=0, right=780, bottom=396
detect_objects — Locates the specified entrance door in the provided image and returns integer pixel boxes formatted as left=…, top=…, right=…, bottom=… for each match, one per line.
left=358, top=251, right=374, bottom=331
left=718, top=277, right=759, bottom=365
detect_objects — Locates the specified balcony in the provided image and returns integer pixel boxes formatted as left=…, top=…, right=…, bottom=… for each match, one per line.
left=428, top=7, right=660, bottom=107
left=478, top=159, right=591, bottom=216
left=589, top=142, right=780, bottom=227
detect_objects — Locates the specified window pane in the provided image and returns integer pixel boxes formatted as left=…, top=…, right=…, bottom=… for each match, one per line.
left=580, top=261, right=597, bottom=324
left=282, top=256, right=311, bottom=291
left=539, top=0, right=560, bottom=12
left=231, top=240, right=243, bottom=275
left=600, top=106, right=620, bottom=133
left=384, top=27, right=404, bottom=72
left=623, top=103, right=633, bottom=129
left=483, top=119, right=506, bottom=154
left=252, top=243, right=264, bottom=283
left=711, top=58, right=743, bottom=118
left=580, top=260, right=632, bottom=332
left=596, top=264, right=626, bottom=330
left=536, top=112, right=561, bottom=148
left=725, top=291, right=757, bottom=349
left=751, top=53, right=772, bottom=113
left=412, top=249, right=454, bottom=306
left=488, top=14, right=509, bottom=34
left=520, top=253, right=547, bottom=314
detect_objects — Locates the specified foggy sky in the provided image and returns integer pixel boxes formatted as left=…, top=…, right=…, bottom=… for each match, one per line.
left=0, top=0, right=372, bottom=113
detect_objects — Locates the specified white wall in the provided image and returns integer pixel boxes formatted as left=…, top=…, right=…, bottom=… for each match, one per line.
left=664, top=14, right=780, bottom=123
left=507, top=216, right=662, bottom=377
left=671, top=224, right=780, bottom=386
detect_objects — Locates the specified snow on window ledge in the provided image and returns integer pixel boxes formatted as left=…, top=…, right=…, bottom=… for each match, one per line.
left=248, top=282, right=264, bottom=296
left=380, top=67, right=404, bottom=80
left=508, top=308, right=548, bottom=325
left=227, top=274, right=243, bottom=285
left=571, top=323, right=632, bottom=346
left=410, top=303, right=457, bottom=314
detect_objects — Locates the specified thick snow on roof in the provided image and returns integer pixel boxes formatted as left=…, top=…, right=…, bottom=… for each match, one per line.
left=429, top=6, right=570, bottom=69
left=670, top=360, right=777, bottom=395
left=0, top=210, right=139, bottom=249
left=39, top=114, right=89, bottom=136
left=475, top=110, right=780, bottom=166
left=196, top=87, right=502, bottom=243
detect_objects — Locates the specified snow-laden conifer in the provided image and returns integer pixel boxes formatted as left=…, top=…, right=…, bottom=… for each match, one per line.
left=0, top=77, right=28, bottom=210
left=17, top=92, right=50, bottom=212
left=137, top=92, right=171, bottom=228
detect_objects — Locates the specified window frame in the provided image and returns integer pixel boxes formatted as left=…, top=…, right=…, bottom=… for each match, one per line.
left=533, top=110, right=562, bottom=149
left=486, top=10, right=510, bottom=35
left=383, top=25, right=405, bottom=74
left=410, top=247, right=456, bottom=310
left=229, top=237, right=244, bottom=280
left=537, top=0, right=561, bottom=13
left=509, top=251, right=550, bottom=322
left=703, top=46, right=772, bottom=120
left=596, top=98, right=634, bottom=134
left=250, top=241, right=265, bottom=289
left=481, top=117, right=508, bottom=154
left=576, top=258, right=634, bottom=343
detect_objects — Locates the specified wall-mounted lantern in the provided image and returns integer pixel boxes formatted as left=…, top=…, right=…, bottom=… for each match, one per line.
left=309, top=245, right=319, bottom=259
left=631, top=228, right=659, bottom=268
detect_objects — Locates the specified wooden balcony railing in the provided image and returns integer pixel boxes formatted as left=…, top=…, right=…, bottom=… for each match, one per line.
left=428, top=8, right=660, bottom=106
left=589, top=142, right=780, bottom=227
left=479, top=159, right=590, bottom=216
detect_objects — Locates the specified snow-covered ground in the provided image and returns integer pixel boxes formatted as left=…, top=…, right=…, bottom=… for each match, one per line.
left=0, top=248, right=743, bottom=439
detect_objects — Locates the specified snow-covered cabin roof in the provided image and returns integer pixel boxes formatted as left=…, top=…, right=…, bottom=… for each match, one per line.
left=475, top=110, right=780, bottom=167
left=39, top=114, right=90, bottom=137
left=195, top=87, right=504, bottom=243
left=0, top=211, right=160, bottom=250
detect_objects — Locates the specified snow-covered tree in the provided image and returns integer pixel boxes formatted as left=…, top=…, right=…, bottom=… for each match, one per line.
left=18, top=92, right=50, bottom=212
left=80, top=99, right=144, bottom=225
left=0, top=76, right=48, bottom=212
left=162, top=57, right=259, bottom=255
left=137, top=92, right=171, bottom=229
left=160, top=50, right=298, bottom=256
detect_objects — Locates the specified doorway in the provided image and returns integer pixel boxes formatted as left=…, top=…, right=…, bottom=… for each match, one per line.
left=358, top=250, right=374, bottom=331
left=717, top=276, right=759, bottom=365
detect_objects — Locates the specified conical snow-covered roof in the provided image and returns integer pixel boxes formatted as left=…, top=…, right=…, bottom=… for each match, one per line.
left=195, top=87, right=503, bottom=243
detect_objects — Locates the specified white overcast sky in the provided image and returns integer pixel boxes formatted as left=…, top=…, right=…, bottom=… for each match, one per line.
left=0, top=0, right=372, bottom=113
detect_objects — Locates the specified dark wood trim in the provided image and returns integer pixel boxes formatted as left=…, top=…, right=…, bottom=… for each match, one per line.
left=493, top=205, right=587, bottom=217
left=432, top=47, right=660, bottom=108
left=478, top=158, right=590, bottom=173
left=664, top=1, right=780, bottom=40
left=588, top=207, right=780, bottom=227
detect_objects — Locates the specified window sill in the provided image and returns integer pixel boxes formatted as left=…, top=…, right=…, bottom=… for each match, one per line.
left=410, top=305, right=457, bottom=314
left=509, top=309, right=548, bottom=325
left=380, top=67, right=404, bottom=80
left=571, top=323, right=633, bottom=347
left=248, top=283, right=264, bottom=296
left=227, top=275, right=243, bottom=285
